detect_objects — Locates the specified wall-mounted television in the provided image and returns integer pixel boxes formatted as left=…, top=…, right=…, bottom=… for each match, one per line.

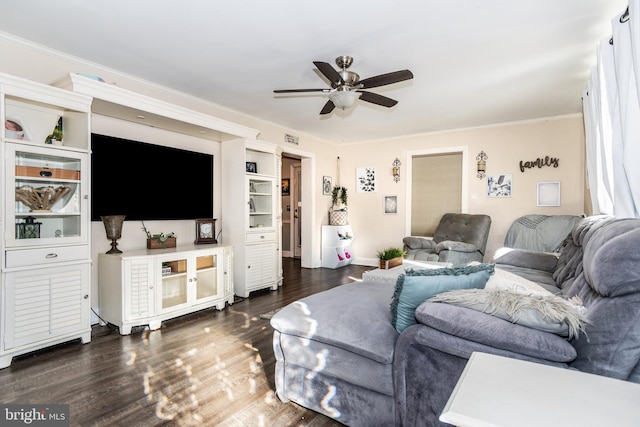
left=91, top=133, right=214, bottom=221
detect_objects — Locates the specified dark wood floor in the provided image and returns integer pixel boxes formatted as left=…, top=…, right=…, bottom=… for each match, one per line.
left=0, top=259, right=371, bottom=427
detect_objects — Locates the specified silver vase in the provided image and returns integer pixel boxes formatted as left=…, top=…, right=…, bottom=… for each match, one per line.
left=101, top=215, right=125, bottom=254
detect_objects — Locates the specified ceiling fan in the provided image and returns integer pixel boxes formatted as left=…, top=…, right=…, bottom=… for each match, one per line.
left=274, top=55, right=414, bottom=115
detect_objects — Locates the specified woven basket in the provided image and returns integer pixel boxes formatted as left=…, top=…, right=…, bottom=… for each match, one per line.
left=329, top=210, right=348, bottom=225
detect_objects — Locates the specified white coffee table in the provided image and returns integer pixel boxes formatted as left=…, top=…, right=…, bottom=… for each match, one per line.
left=362, top=260, right=450, bottom=285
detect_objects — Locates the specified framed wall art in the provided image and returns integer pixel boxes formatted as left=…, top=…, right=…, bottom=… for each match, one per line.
left=323, top=176, right=332, bottom=195
left=487, top=174, right=512, bottom=197
left=537, top=181, right=561, bottom=206
left=281, top=178, right=290, bottom=196
left=384, top=195, right=398, bottom=214
left=356, top=166, right=376, bottom=193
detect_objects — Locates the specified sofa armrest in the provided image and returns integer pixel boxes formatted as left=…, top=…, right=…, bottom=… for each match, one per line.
left=413, top=302, right=576, bottom=362
left=394, top=303, right=574, bottom=426
left=435, top=240, right=478, bottom=254
left=403, top=236, right=437, bottom=250
left=492, top=247, right=558, bottom=272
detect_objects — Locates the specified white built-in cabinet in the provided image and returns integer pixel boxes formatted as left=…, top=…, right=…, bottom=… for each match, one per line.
left=0, top=73, right=93, bottom=368
left=98, top=244, right=234, bottom=335
left=221, top=139, right=282, bottom=297
left=322, top=225, right=354, bottom=269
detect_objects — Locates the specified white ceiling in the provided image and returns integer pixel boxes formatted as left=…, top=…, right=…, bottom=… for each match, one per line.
left=0, top=1, right=627, bottom=143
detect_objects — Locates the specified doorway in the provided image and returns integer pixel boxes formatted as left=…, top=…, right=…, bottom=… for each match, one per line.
left=281, top=156, right=297, bottom=258
left=292, top=163, right=302, bottom=258
left=281, top=156, right=303, bottom=259
left=280, top=147, right=319, bottom=269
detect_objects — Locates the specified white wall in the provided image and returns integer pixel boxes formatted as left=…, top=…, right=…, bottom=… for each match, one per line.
left=1, top=33, right=587, bottom=288
left=339, top=116, right=586, bottom=264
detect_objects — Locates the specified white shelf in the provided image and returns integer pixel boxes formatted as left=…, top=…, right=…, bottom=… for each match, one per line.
left=322, top=225, right=354, bottom=269
left=1, top=72, right=92, bottom=369
left=221, top=138, right=282, bottom=297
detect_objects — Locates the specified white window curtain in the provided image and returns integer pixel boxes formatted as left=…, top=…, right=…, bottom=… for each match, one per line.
left=583, top=2, right=640, bottom=219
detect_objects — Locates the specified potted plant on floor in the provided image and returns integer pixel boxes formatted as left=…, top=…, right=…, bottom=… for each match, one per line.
left=376, top=247, right=407, bottom=270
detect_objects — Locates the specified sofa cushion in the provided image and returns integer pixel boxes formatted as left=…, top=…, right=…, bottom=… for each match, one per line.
left=493, top=247, right=559, bottom=272
left=429, top=288, right=588, bottom=338
left=414, top=302, right=578, bottom=362
left=390, top=264, right=494, bottom=333
left=403, top=236, right=436, bottom=250
left=271, top=281, right=398, bottom=365
left=564, top=220, right=640, bottom=381
left=503, top=214, right=582, bottom=252
left=553, top=215, right=613, bottom=290
left=271, top=281, right=400, bottom=400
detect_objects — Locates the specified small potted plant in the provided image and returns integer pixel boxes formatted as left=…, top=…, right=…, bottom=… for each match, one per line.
left=142, top=221, right=176, bottom=249
left=376, top=247, right=407, bottom=270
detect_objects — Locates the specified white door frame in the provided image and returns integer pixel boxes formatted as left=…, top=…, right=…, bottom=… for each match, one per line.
left=280, top=146, right=319, bottom=268
left=291, top=163, right=302, bottom=257
left=404, top=146, right=469, bottom=236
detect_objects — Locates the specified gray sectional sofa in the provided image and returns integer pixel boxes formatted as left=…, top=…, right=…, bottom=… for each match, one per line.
left=270, top=215, right=640, bottom=426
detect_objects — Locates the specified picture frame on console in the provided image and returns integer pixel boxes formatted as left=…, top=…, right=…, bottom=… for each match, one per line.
left=194, top=218, right=217, bottom=244
left=246, top=161, right=257, bottom=173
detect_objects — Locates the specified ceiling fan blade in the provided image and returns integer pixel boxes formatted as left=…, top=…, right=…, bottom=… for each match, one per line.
left=274, top=88, right=328, bottom=93
left=320, top=100, right=336, bottom=115
left=358, top=69, right=414, bottom=89
left=358, top=91, right=398, bottom=108
left=313, top=61, right=344, bottom=85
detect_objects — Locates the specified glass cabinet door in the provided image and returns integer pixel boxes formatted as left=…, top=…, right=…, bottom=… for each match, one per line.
left=248, top=177, right=274, bottom=229
left=6, top=143, right=87, bottom=247
left=195, top=253, right=219, bottom=302
left=159, top=257, right=189, bottom=311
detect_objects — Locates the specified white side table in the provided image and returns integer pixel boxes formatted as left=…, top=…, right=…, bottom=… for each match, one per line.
left=440, top=352, right=640, bottom=427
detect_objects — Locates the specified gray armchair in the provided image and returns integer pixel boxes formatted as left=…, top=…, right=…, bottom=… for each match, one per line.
left=403, top=213, right=491, bottom=265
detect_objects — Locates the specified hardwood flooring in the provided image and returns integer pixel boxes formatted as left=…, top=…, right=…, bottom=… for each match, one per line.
left=0, top=258, right=372, bottom=427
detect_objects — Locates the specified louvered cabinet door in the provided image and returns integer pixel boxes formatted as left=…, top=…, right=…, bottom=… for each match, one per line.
left=3, top=263, right=90, bottom=350
left=123, top=258, right=155, bottom=321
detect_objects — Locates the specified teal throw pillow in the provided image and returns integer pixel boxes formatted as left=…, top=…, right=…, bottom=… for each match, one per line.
left=390, top=264, right=494, bottom=333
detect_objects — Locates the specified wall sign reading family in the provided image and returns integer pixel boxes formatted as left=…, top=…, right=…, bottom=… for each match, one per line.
left=519, top=156, right=559, bottom=172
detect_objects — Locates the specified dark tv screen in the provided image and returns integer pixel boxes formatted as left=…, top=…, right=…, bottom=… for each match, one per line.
left=91, top=133, right=214, bottom=221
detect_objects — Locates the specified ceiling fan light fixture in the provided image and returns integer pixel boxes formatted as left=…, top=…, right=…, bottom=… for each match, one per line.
left=329, top=90, right=361, bottom=109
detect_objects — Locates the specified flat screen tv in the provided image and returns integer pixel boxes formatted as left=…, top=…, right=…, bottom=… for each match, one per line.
left=91, top=133, right=214, bottom=221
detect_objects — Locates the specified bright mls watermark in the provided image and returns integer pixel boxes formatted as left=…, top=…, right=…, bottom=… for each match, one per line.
left=1, top=404, right=69, bottom=426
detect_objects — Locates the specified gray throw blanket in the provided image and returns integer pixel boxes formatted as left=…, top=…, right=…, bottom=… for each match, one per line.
left=504, top=214, right=582, bottom=252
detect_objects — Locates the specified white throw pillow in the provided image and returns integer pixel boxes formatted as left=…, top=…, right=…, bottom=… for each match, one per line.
left=485, top=267, right=553, bottom=296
